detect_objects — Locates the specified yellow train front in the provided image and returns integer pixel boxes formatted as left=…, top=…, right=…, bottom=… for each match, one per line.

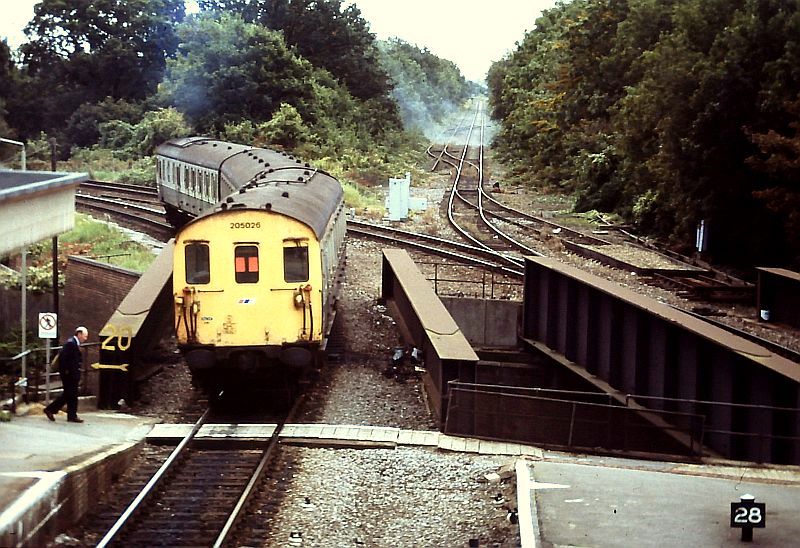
left=170, top=150, right=346, bottom=396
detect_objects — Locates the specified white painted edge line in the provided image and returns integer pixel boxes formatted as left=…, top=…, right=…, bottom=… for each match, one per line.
left=0, top=440, right=139, bottom=542
left=0, top=471, right=66, bottom=536
left=515, top=459, right=538, bottom=548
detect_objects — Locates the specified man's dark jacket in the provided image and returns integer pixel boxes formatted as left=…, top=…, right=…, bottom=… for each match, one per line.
left=58, top=336, right=82, bottom=380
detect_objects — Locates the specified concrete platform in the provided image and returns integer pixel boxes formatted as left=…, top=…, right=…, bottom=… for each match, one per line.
left=0, top=404, right=157, bottom=547
left=147, top=422, right=544, bottom=456
left=5, top=405, right=800, bottom=548
left=516, top=452, right=800, bottom=547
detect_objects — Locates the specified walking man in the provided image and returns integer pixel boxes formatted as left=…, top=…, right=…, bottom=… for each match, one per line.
left=44, top=326, right=88, bottom=423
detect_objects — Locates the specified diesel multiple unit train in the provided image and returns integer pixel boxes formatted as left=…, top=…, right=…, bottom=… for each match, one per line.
left=155, top=137, right=347, bottom=394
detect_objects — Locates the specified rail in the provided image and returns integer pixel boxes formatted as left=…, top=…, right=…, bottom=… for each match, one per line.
left=213, top=386, right=309, bottom=546
left=96, top=407, right=212, bottom=548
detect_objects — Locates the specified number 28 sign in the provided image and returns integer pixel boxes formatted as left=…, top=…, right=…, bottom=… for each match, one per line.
left=730, top=500, right=766, bottom=528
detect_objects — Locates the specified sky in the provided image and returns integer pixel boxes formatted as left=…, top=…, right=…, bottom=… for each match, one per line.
left=0, top=0, right=557, bottom=82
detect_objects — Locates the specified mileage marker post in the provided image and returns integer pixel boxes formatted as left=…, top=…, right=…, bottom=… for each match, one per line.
left=730, top=494, right=766, bottom=542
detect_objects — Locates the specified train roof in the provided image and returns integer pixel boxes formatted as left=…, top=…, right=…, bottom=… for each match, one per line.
left=183, top=172, right=343, bottom=239
left=164, top=140, right=343, bottom=239
left=155, top=137, right=252, bottom=170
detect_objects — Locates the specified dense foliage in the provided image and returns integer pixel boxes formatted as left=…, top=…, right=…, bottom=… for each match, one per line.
left=0, top=0, right=473, bottom=179
left=489, top=0, right=800, bottom=267
left=9, top=0, right=184, bottom=139
left=379, top=39, right=476, bottom=137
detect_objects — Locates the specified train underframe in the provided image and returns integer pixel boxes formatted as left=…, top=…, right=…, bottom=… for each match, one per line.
left=181, top=342, right=323, bottom=402
left=163, top=203, right=195, bottom=228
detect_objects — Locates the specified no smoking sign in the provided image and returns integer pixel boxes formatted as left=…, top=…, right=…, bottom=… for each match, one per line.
left=39, top=313, right=58, bottom=339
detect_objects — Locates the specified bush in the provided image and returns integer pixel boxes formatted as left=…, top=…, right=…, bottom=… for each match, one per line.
left=99, top=108, right=191, bottom=159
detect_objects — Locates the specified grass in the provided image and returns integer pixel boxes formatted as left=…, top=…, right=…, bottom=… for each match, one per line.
left=61, top=214, right=158, bottom=272
left=0, top=214, right=158, bottom=292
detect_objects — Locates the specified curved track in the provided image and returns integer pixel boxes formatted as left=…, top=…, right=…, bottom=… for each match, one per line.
left=429, top=102, right=754, bottom=302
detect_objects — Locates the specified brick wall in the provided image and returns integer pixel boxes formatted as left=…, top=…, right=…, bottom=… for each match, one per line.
left=0, top=287, right=53, bottom=335
left=61, top=257, right=141, bottom=397
left=60, top=256, right=140, bottom=339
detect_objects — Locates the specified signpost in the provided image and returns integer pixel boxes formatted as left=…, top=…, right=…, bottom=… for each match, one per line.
left=731, top=494, right=765, bottom=542
left=39, top=313, right=57, bottom=403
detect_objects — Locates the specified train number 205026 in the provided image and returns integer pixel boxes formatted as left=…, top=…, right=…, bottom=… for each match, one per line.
left=230, top=221, right=261, bottom=229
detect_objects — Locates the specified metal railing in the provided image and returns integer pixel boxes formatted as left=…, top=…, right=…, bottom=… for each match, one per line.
left=1, top=342, right=98, bottom=413
left=419, top=261, right=523, bottom=299
left=445, top=381, right=706, bottom=458
left=626, top=394, right=800, bottom=463
left=445, top=381, right=800, bottom=462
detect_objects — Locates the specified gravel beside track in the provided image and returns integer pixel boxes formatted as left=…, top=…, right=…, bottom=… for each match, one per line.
left=55, top=230, right=520, bottom=548
left=260, top=446, right=515, bottom=547
left=54, top=165, right=799, bottom=547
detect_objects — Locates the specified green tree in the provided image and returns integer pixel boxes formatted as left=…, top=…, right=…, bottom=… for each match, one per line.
left=13, top=0, right=183, bottom=139
left=264, top=0, right=391, bottom=101
left=489, top=0, right=800, bottom=266
left=746, top=94, right=800, bottom=267
left=63, top=98, right=145, bottom=151
left=198, top=0, right=264, bottom=21
left=99, top=107, right=191, bottom=158
left=378, top=39, right=471, bottom=133
left=0, top=40, right=14, bottom=137
left=159, top=12, right=316, bottom=130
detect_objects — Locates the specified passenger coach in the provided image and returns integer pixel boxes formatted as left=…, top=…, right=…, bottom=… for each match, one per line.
left=157, top=137, right=347, bottom=396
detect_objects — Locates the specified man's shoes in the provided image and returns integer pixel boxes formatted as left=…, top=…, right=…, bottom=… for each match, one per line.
left=67, top=417, right=84, bottom=423
left=44, top=409, right=55, bottom=422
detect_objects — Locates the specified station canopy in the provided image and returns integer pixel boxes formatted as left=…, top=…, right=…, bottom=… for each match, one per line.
left=0, top=170, right=88, bottom=257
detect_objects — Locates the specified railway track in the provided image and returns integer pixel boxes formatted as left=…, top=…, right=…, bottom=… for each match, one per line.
left=431, top=101, right=754, bottom=303
left=75, top=193, right=174, bottom=241
left=96, top=394, right=304, bottom=547
left=348, top=219, right=523, bottom=277
left=80, top=179, right=160, bottom=203
left=77, top=166, right=783, bottom=358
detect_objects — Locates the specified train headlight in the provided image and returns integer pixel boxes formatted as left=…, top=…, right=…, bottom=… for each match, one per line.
left=293, top=290, right=305, bottom=307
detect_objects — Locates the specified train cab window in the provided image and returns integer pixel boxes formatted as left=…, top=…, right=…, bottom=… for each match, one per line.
left=235, top=245, right=259, bottom=283
left=283, top=245, right=309, bottom=282
left=185, top=243, right=210, bottom=284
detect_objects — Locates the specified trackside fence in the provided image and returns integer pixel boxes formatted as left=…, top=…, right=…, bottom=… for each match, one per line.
left=445, top=382, right=706, bottom=458
left=625, top=395, right=800, bottom=464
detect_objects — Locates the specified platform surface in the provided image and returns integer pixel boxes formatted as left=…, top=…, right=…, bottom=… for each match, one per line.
left=0, top=405, right=156, bottom=541
left=3, top=407, right=800, bottom=547
left=517, top=453, right=800, bottom=547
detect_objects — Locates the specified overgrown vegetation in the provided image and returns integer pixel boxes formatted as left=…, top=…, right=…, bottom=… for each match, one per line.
left=0, top=215, right=157, bottom=292
left=0, top=0, right=474, bottom=205
left=488, top=0, right=800, bottom=268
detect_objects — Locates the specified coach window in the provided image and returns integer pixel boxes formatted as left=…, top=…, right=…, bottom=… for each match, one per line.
left=235, top=245, right=259, bottom=283
left=283, top=243, right=309, bottom=282
left=185, top=243, right=210, bottom=284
